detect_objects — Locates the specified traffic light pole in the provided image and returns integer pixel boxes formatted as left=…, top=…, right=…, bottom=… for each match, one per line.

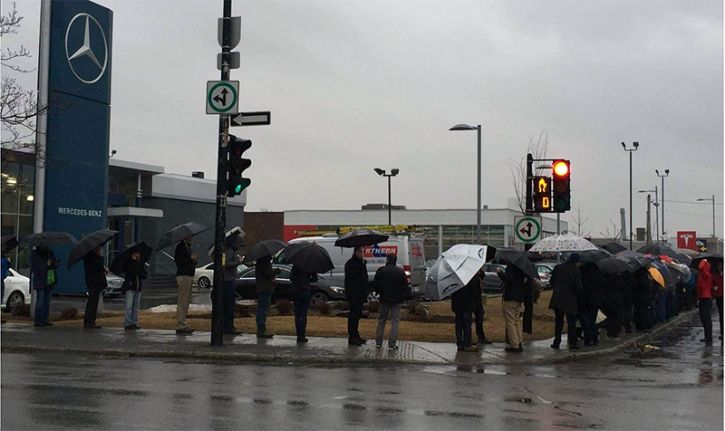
left=525, top=153, right=533, bottom=251
left=211, top=0, right=232, bottom=346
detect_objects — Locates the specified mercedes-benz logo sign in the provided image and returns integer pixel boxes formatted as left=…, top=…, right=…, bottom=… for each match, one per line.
left=65, top=13, right=108, bottom=85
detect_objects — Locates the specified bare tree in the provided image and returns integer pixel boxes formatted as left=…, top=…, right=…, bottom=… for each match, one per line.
left=506, top=130, right=549, bottom=213
left=569, top=205, right=591, bottom=236
left=598, top=219, right=621, bottom=241
left=1, top=3, right=45, bottom=160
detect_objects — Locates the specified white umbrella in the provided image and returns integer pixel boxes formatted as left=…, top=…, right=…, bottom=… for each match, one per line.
left=424, top=244, right=491, bottom=300
left=529, top=234, right=598, bottom=253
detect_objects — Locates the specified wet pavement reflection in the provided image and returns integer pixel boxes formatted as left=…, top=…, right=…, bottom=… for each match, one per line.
left=2, top=314, right=721, bottom=430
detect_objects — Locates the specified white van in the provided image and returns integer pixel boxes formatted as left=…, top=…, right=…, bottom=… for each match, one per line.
left=286, top=234, right=427, bottom=295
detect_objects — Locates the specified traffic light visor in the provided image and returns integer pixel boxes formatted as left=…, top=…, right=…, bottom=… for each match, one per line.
left=553, top=161, right=569, bottom=177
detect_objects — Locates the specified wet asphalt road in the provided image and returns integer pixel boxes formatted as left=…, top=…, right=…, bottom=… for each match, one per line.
left=2, top=315, right=722, bottom=430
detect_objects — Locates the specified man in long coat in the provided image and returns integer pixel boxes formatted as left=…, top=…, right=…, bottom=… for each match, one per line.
left=549, top=253, right=583, bottom=349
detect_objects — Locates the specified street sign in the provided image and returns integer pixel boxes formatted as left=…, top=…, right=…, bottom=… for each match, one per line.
left=217, top=52, right=240, bottom=70
left=514, top=215, right=542, bottom=244
left=218, top=17, right=241, bottom=49
left=231, top=111, right=271, bottom=127
left=206, top=80, right=239, bottom=114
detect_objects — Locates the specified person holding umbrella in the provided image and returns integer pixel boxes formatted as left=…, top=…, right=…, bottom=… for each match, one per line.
left=222, top=233, right=244, bottom=335
left=451, top=273, right=478, bottom=352
left=696, top=259, right=714, bottom=346
left=29, top=245, right=58, bottom=327
left=548, top=253, right=583, bottom=350
left=373, top=253, right=409, bottom=350
left=500, top=264, right=530, bottom=353
left=345, top=246, right=369, bottom=346
left=82, top=246, right=108, bottom=329
left=290, top=264, right=317, bottom=343
left=255, top=255, right=279, bottom=338
left=175, top=235, right=198, bottom=334
left=122, top=247, right=148, bottom=330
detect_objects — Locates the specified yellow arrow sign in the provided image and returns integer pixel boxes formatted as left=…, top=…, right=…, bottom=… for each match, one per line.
left=538, top=177, right=548, bottom=193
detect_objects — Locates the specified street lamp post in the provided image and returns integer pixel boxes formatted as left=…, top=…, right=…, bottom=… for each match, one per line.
left=622, top=142, right=639, bottom=249
left=450, top=123, right=482, bottom=243
left=373, top=168, right=399, bottom=225
left=656, top=169, right=669, bottom=242
left=639, top=187, right=658, bottom=243
left=697, top=195, right=716, bottom=238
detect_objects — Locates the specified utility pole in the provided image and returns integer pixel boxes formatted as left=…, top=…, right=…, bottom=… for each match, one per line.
left=211, top=0, right=233, bottom=346
left=656, top=169, right=669, bottom=242
left=645, top=193, right=651, bottom=244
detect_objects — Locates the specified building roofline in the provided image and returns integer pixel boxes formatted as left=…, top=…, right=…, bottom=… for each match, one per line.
left=109, top=158, right=165, bottom=174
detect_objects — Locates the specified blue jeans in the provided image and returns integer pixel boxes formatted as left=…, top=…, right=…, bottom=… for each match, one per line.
left=34, top=288, right=51, bottom=325
left=293, top=289, right=312, bottom=339
left=124, top=290, right=142, bottom=327
left=256, top=292, right=273, bottom=335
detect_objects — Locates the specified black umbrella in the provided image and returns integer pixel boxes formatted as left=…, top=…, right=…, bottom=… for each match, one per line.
left=156, top=222, right=209, bottom=250
left=207, top=226, right=246, bottom=256
left=665, top=262, right=691, bottom=284
left=637, top=243, right=680, bottom=259
left=334, top=229, right=389, bottom=248
left=2, top=235, right=19, bottom=253
left=280, top=241, right=334, bottom=273
left=244, top=239, right=288, bottom=263
left=600, top=242, right=626, bottom=254
left=595, top=257, right=630, bottom=274
left=19, top=231, right=77, bottom=248
left=614, top=250, right=655, bottom=272
left=580, top=249, right=611, bottom=264
left=495, top=248, right=538, bottom=280
left=691, top=253, right=723, bottom=267
left=67, top=229, right=118, bottom=268
left=110, top=241, right=154, bottom=275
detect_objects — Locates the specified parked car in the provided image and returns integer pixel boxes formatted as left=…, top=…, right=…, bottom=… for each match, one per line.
left=194, top=262, right=248, bottom=289
left=535, top=262, right=556, bottom=289
left=286, top=234, right=427, bottom=296
left=2, top=268, right=31, bottom=312
left=481, top=263, right=506, bottom=293
left=235, top=264, right=346, bottom=307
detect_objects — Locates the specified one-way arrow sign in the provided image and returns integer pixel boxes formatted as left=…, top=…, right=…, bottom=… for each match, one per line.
left=231, top=111, right=271, bottom=127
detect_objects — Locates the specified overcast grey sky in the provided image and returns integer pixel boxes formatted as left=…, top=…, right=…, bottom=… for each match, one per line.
left=3, top=0, right=723, bottom=238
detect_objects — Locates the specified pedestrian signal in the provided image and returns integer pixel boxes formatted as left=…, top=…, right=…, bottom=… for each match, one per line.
left=533, top=176, right=552, bottom=212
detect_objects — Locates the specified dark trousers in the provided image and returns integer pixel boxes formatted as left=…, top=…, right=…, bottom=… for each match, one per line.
left=621, top=304, right=633, bottom=333
left=223, top=280, right=236, bottom=332
left=473, top=302, right=485, bottom=341
left=553, top=310, right=578, bottom=346
left=605, top=310, right=621, bottom=337
left=293, top=289, right=312, bottom=339
left=715, top=297, right=723, bottom=337
left=699, top=299, right=713, bottom=343
left=347, top=298, right=364, bottom=341
left=454, top=310, right=473, bottom=348
left=84, top=289, right=101, bottom=327
left=579, top=305, right=599, bottom=345
left=34, top=288, right=51, bottom=325
left=633, top=299, right=651, bottom=331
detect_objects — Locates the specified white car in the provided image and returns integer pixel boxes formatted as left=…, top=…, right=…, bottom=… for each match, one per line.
left=193, top=262, right=248, bottom=289
left=2, top=268, right=31, bottom=312
left=193, top=263, right=215, bottom=289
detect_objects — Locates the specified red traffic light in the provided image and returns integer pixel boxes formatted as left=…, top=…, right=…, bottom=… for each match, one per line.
left=553, top=160, right=570, bottom=177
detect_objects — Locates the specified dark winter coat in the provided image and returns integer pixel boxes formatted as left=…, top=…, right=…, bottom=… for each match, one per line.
left=502, top=266, right=530, bottom=303
left=223, top=245, right=241, bottom=278
left=123, top=260, right=148, bottom=292
left=83, top=252, right=107, bottom=293
left=290, top=265, right=317, bottom=292
left=174, top=241, right=196, bottom=276
left=580, top=263, right=605, bottom=309
left=29, top=248, right=56, bottom=291
left=373, top=263, right=409, bottom=304
left=451, top=275, right=480, bottom=313
left=548, top=262, right=582, bottom=315
left=601, top=274, right=625, bottom=314
left=344, top=255, right=368, bottom=302
left=255, top=257, right=279, bottom=294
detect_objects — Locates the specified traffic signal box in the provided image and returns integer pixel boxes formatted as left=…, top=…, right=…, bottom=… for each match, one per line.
left=227, top=135, right=252, bottom=196
left=533, top=176, right=552, bottom=212
left=552, top=159, right=571, bottom=212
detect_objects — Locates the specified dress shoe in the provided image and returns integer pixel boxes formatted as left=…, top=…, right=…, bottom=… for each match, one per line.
left=257, top=333, right=273, bottom=339
left=124, top=326, right=135, bottom=331
left=388, top=344, right=400, bottom=350
left=505, top=347, right=523, bottom=353
left=477, top=338, right=493, bottom=345
left=176, top=327, right=194, bottom=335
left=550, top=343, right=560, bottom=350
left=348, top=339, right=364, bottom=346
left=462, top=346, right=479, bottom=352
left=297, top=337, right=309, bottom=343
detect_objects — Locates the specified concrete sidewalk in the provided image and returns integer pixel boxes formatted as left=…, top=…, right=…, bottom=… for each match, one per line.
left=1, top=310, right=696, bottom=366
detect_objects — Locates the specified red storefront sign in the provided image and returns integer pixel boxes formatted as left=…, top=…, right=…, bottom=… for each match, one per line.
left=676, top=231, right=698, bottom=250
